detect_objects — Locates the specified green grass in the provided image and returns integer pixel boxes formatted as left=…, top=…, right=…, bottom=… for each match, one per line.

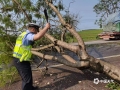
left=72, top=29, right=103, bottom=42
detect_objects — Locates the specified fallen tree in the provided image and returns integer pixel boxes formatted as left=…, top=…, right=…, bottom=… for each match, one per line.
left=34, top=0, right=120, bottom=82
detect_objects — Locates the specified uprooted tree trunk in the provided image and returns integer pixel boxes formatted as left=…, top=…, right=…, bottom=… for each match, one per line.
left=14, top=0, right=120, bottom=83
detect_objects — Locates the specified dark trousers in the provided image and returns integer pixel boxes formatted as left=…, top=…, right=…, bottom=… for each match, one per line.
left=13, top=57, right=34, bottom=90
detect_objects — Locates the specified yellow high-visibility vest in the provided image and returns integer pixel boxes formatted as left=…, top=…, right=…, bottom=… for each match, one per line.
left=13, top=32, right=32, bottom=62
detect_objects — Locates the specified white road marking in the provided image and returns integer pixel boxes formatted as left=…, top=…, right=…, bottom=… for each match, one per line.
left=97, top=54, right=120, bottom=59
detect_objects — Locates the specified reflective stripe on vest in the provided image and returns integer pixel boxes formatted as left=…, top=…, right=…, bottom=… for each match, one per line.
left=13, top=32, right=32, bottom=62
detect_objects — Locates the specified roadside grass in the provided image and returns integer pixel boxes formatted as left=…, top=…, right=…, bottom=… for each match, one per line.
left=71, top=29, right=103, bottom=42
left=79, top=29, right=102, bottom=42
left=106, top=82, right=120, bottom=90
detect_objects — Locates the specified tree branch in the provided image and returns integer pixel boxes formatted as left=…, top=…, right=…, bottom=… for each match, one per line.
left=45, top=33, right=79, bottom=53
left=31, top=43, right=54, bottom=51
left=31, top=50, right=89, bottom=68
left=12, top=0, right=31, bottom=22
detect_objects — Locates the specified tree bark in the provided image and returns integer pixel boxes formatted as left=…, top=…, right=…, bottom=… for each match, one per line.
left=31, top=50, right=89, bottom=68
left=89, top=56, right=120, bottom=82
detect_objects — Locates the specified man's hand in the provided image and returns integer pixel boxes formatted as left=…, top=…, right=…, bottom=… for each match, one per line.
left=45, top=23, right=50, bottom=29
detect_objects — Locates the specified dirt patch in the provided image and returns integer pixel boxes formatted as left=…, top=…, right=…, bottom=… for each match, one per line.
left=1, top=65, right=112, bottom=90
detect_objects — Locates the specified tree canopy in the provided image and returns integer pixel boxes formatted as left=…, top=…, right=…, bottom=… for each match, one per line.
left=94, top=0, right=120, bottom=27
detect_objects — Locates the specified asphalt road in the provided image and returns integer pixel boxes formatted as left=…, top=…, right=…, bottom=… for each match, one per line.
left=85, top=40, right=120, bottom=45
left=85, top=40, right=120, bottom=67
left=71, top=40, right=120, bottom=45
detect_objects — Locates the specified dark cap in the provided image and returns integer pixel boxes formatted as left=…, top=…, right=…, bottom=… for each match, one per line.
left=28, top=23, right=40, bottom=31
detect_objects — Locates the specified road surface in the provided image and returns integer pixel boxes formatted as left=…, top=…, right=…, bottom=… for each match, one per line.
left=71, top=40, right=120, bottom=45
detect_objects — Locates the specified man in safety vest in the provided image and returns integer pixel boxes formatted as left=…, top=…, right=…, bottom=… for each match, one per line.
left=13, top=23, right=50, bottom=90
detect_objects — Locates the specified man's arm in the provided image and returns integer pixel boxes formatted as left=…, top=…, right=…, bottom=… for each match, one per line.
left=33, top=23, right=50, bottom=40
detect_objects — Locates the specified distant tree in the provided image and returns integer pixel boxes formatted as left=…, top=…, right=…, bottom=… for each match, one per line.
left=94, top=0, right=120, bottom=27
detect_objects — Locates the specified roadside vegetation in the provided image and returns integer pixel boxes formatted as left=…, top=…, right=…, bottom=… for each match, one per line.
left=106, top=82, right=120, bottom=90
left=78, top=29, right=102, bottom=42
left=66, top=29, right=102, bottom=43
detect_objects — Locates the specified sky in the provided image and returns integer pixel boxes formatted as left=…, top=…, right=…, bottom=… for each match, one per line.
left=63, top=0, right=100, bottom=30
